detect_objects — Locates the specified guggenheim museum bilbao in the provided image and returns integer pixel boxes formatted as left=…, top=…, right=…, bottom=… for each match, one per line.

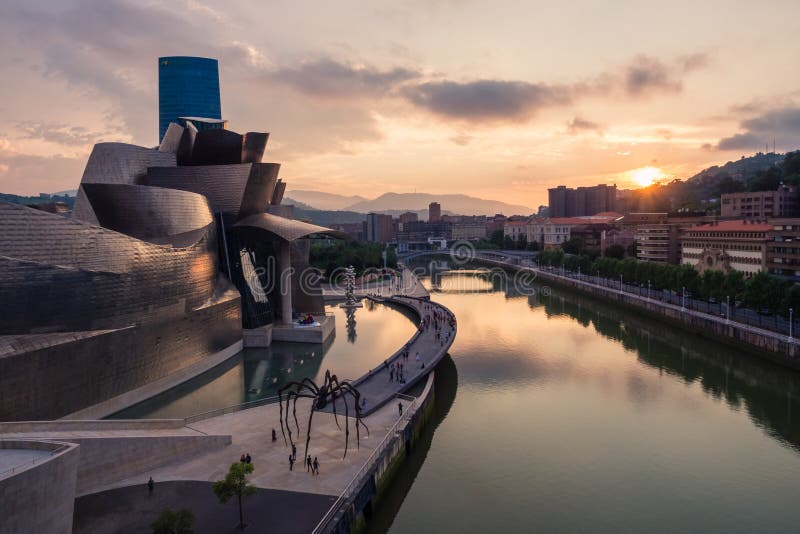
left=0, top=56, right=343, bottom=422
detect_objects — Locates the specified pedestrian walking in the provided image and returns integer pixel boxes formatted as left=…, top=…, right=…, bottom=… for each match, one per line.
left=240, top=454, right=246, bottom=463
left=148, top=476, right=154, bottom=495
left=245, top=453, right=252, bottom=464
left=289, top=454, right=294, bottom=471
left=307, top=455, right=313, bottom=473
left=398, top=402, right=403, bottom=416
left=272, top=428, right=277, bottom=442
left=313, top=457, right=319, bottom=476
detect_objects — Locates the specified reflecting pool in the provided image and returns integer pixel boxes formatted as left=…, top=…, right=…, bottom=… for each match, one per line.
left=113, top=300, right=416, bottom=419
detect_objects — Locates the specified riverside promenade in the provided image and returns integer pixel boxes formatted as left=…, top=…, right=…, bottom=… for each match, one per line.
left=2, top=270, right=455, bottom=533
left=469, top=251, right=800, bottom=363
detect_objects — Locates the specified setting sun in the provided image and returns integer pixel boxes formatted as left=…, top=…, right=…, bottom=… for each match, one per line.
left=630, top=166, right=664, bottom=187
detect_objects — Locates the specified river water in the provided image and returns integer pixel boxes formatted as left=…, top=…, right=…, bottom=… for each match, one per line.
left=372, top=265, right=800, bottom=533
left=117, top=264, right=800, bottom=532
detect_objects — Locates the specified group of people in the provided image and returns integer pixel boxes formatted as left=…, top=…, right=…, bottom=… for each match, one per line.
left=239, top=452, right=253, bottom=464
left=288, top=443, right=320, bottom=476
left=387, top=358, right=407, bottom=384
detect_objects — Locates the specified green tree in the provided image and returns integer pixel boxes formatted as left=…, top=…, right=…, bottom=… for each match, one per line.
left=562, top=237, right=584, bottom=255
left=722, top=271, right=746, bottom=303
left=742, top=272, right=787, bottom=313
left=489, top=229, right=505, bottom=247
left=213, top=462, right=258, bottom=531
left=604, top=244, right=625, bottom=260
left=699, top=269, right=725, bottom=301
left=151, top=508, right=194, bottom=534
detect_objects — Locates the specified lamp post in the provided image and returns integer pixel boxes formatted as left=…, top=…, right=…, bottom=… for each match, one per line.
left=725, top=295, right=730, bottom=322
left=647, top=280, right=651, bottom=299
left=790, top=308, right=794, bottom=342
left=578, top=266, right=581, bottom=280
left=682, top=286, right=686, bottom=310
left=619, top=274, right=623, bottom=291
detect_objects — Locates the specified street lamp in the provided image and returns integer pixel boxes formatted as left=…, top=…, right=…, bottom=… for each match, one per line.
left=619, top=274, right=623, bottom=291
left=647, top=280, right=651, bottom=299
left=682, top=286, right=686, bottom=310
left=790, top=308, right=794, bottom=342
left=725, top=295, right=730, bottom=322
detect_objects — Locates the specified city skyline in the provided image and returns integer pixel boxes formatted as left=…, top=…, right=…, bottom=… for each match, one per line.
left=1, top=0, right=799, bottom=207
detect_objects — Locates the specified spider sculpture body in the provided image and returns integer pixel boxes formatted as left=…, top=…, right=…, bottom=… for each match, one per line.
left=278, top=370, right=369, bottom=460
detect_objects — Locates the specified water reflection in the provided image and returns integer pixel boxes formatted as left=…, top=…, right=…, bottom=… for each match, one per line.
left=387, top=265, right=800, bottom=533
left=114, top=301, right=417, bottom=419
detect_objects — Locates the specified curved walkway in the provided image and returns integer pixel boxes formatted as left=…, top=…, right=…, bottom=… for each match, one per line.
left=332, top=295, right=456, bottom=416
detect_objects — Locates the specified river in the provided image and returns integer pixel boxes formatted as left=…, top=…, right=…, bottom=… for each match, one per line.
left=371, top=264, right=800, bottom=533
left=117, top=263, right=800, bottom=532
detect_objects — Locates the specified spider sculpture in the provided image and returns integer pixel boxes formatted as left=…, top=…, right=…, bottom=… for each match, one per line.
left=278, top=370, right=369, bottom=460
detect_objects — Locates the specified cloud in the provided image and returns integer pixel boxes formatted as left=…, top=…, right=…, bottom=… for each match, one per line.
left=449, top=133, right=473, bottom=145
left=622, top=55, right=682, bottom=96
left=566, top=116, right=602, bottom=135
left=16, top=121, right=120, bottom=147
left=268, top=58, right=421, bottom=99
left=400, top=53, right=707, bottom=123
left=402, top=79, right=573, bottom=122
left=714, top=106, right=800, bottom=151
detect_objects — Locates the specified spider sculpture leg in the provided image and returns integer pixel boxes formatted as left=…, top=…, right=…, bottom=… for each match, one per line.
left=340, top=382, right=370, bottom=439
left=278, top=386, right=289, bottom=446
left=301, top=377, right=340, bottom=430
left=303, top=399, right=318, bottom=463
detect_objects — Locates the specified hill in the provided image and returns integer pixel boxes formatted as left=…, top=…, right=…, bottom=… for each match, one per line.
left=346, top=192, right=532, bottom=216
left=285, top=190, right=368, bottom=211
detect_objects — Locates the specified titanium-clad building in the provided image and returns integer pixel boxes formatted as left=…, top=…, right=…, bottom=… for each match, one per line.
left=1, top=115, right=343, bottom=421
left=158, top=56, right=222, bottom=142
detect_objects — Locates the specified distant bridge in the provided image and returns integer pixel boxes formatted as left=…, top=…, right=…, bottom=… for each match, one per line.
left=398, top=248, right=537, bottom=263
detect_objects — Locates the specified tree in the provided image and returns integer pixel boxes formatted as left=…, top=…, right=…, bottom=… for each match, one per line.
left=151, top=508, right=194, bottom=534
left=742, top=272, right=786, bottom=313
left=213, top=462, right=258, bottom=531
left=489, top=229, right=505, bottom=247
left=562, top=237, right=584, bottom=255
left=604, top=244, right=625, bottom=260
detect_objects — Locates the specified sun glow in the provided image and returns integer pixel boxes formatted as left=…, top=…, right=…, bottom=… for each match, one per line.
left=630, top=166, right=664, bottom=187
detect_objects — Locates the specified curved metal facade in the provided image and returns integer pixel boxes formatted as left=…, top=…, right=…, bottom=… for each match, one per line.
left=1, top=106, right=340, bottom=420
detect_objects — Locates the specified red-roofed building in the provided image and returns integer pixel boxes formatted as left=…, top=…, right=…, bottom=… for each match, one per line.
left=680, top=220, right=772, bottom=276
left=528, top=214, right=621, bottom=249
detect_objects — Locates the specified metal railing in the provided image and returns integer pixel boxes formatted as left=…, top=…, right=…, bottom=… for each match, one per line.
left=183, top=395, right=280, bottom=424
left=312, top=393, right=418, bottom=534
left=0, top=443, right=71, bottom=478
left=474, top=253, right=798, bottom=341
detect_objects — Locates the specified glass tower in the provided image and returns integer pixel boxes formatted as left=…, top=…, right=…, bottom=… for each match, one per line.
left=158, top=56, right=221, bottom=142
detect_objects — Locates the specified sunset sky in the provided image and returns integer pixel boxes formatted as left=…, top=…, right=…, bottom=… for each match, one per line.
left=1, top=0, right=799, bottom=208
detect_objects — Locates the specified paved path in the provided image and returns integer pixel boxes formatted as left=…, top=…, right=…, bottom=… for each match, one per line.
left=93, top=397, right=411, bottom=498
left=334, top=295, right=456, bottom=417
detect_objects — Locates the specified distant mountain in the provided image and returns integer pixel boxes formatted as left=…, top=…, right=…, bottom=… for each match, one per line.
left=687, top=152, right=784, bottom=186
left=53, top=189, right=78, bottom=197
left=285, top=190, right=368, bottom=211
left=345, top=192, right=533, bottom=217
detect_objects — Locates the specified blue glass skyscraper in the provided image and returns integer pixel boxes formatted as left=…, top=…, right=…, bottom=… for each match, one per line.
left=158, top=56, right=221, bottom=142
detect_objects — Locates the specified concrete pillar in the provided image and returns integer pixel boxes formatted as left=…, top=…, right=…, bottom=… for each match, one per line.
left=280, top=241, right=293, bottom=324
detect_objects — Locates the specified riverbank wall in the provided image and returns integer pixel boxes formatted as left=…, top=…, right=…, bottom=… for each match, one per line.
left=475, top=257, right=800, bottom=368
left=321, top=366, right=437, bottom=534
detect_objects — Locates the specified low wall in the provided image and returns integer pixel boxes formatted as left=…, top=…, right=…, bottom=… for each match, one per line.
left=70, top=433, right=231, bottom=496
left=0, top=419, right=185, bottom=434
left=0, top=440, right=79, bottom=534
left=477, top=257, right=800, bottom=366
left=323, top=371, right=437, bottom=534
